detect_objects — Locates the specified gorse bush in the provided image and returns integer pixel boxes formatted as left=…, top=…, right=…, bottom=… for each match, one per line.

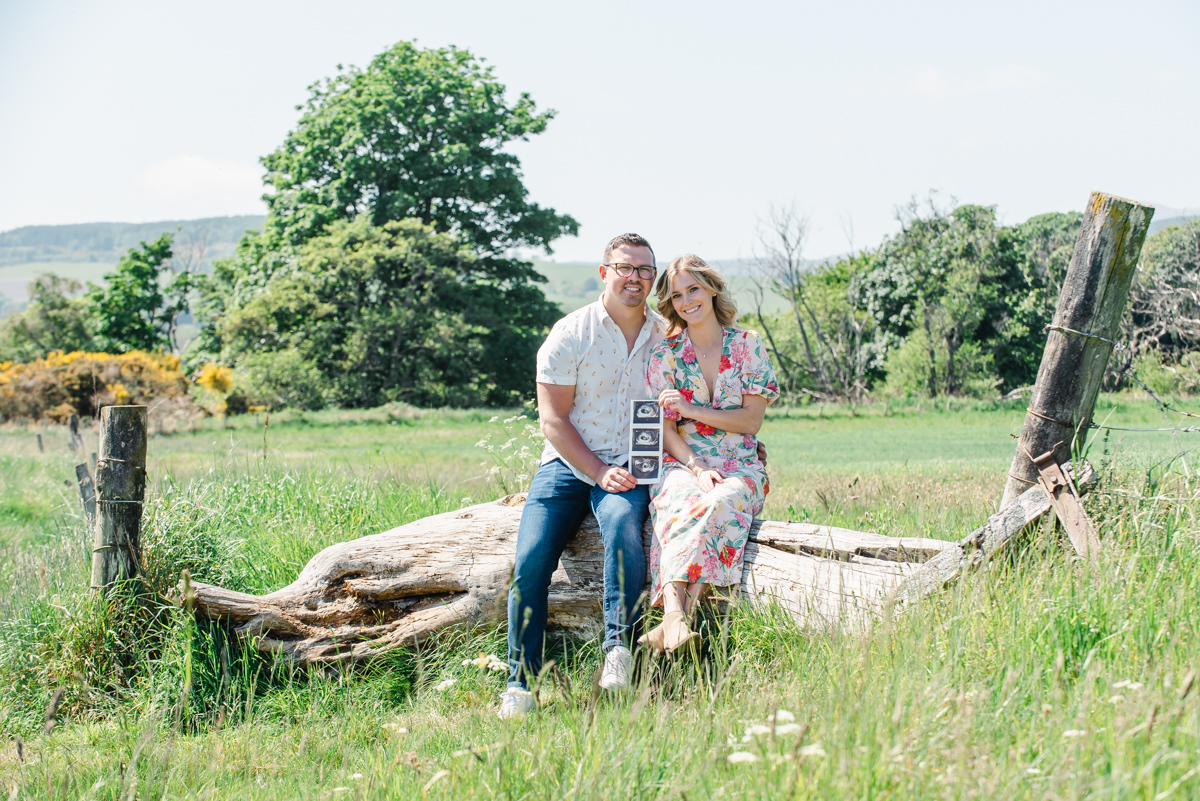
left=0, top=350, right=191, bottom=422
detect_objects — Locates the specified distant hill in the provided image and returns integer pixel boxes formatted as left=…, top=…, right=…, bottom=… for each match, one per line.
left=1149, top=216, right=1197, bottom=235
left=0, top=215, right=266, bottom=268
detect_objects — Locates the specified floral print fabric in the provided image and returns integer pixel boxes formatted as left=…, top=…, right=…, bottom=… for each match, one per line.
left=645, top=328, right=780, bottom=603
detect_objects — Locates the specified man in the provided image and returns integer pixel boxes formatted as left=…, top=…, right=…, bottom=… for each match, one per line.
left=499, top=233, right=664, bottom=719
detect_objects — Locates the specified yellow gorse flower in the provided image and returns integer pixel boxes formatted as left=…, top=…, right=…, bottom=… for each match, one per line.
left=195, top=362, right=235, bottom=394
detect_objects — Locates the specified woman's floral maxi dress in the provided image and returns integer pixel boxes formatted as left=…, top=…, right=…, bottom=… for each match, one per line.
left=645, top=328, right=780, bottom=604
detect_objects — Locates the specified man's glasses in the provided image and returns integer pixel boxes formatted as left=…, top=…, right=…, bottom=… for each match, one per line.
left=604, top=263, right=657, bottom=280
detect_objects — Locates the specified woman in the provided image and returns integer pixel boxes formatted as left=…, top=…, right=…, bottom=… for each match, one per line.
left=639, top=254, right=779, bottom=653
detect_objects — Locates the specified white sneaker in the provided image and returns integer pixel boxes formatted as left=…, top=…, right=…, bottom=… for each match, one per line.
left=598, top=645, right=633, bottom=691
left=497, top=687, right=536, bottom=719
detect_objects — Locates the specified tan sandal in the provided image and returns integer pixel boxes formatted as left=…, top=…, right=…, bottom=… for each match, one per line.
left=637, top=622, right=667, bottom=653
left=661, top=610, right=701, bottom=654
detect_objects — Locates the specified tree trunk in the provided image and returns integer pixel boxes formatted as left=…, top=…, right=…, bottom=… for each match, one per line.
left=1000, top=193, right=1154, bottom=506
left=92, top=406, right=147, bottom=590
left=185, top=496, right=953, bottom=665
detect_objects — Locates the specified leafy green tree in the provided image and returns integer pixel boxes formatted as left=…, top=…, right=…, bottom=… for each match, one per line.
left=85, top=234, right=192, bottom=353
left=219, top=218, right=549, bottom=408
left=1123, top=218, right=1200, bottom=363
left=240, top=40, right=576, bottom=284
left=993, top=212, right=1082, bottom=388
left=861, top=200, right=1023, bottom=396
left=196, top=40, right=571, bottom=406
left=0, top=275, right=94, bottom=362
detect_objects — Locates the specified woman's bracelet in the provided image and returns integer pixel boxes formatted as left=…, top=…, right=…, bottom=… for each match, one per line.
left=686, top=456, right=703, bottom=473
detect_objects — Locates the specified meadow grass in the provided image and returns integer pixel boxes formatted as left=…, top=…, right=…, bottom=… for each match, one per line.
left=0, top=395, right=1198, bottom=798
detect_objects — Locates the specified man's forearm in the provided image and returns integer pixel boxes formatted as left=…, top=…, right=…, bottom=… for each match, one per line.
left=542, top=416, right=609, bottom=483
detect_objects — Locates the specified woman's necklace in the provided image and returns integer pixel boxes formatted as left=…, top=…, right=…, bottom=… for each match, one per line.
left=692, top=333, right=723, bottom=363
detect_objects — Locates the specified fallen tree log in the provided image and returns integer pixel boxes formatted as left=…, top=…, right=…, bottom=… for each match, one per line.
left=185, top=495, right=953, bottom=665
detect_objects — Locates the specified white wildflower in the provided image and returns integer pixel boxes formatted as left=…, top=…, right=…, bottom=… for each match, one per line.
left=1113, top=680, right=1143, bottom=691
left=798, top=744, right=826, bottom=758
left=351, top=773, right=363, bottom=780
left=463, top=653, right=507, bottom=672
left=1026, top=768, right=1042, bottom=775
left=489, top=416, right=500, bottom=423
left=382, top=723, right=408, bottom=735
left=475, top=439, right=488, bottom=448
left=727, top=751, right=759, bottom=764
left=1108, top=695, right=1124, bottom=704
left=768, top=709, right=795, bottom=723
left=743, top=723, right=772, bottom=738
left=434, top=678, right=457, bottom=692
left=774, top=723, right=802, bottom=736
left=1062, top=729, right=1088, bottom=738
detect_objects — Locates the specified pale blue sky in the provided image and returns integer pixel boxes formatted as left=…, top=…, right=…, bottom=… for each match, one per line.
left=0, top=0, right=1196, bottom=262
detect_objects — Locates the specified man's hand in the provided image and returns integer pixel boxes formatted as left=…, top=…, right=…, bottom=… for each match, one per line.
left=756, top=440, right=768, bottom=466
left=658, top=389, right=693, bottom=418
left=596, top=465, right=638, bottom=493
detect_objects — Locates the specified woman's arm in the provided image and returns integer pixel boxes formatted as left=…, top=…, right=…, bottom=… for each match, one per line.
left=662, top=423, right=726, bottom=492
left=658, top=391, right=769, bottom=435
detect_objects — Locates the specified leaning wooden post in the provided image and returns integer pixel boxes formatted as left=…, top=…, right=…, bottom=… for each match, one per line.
left=1000, top=193, right=1154, bottom=508
left=91, top=406, right=148, bottom=591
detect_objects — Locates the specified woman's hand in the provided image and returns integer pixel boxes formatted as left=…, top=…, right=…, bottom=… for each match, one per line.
left=658, top=389, right=693, bottom=418
left=696, top=467, right=726, bottom=492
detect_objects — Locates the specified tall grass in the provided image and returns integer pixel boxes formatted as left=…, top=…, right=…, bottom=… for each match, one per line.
left=0, top=397, right=1197, bottom=798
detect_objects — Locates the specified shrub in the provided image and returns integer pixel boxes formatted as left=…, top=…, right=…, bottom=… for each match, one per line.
left=0, top=350, right=192, bottom=422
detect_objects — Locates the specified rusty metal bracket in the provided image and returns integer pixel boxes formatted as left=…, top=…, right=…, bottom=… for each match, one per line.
left=1031, top=449, right=1101, bottom=558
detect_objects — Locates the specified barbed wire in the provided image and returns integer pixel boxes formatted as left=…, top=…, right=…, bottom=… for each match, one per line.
left=1044, top=322, right=1195, bottom=478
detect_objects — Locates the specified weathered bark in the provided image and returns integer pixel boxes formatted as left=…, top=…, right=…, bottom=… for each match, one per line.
left=894, top=462, right=1095, bottom=604
left=1000, top=193, right=1154, bottom=506
left=92, top=406, right=147, bottom=590
left=187, top=496, right=952, bottom=664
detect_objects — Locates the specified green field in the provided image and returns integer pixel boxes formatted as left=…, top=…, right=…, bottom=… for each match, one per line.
left=0, top=396, right=1198, bottom=798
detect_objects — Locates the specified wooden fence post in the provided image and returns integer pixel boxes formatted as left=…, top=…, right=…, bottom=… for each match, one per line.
left=68, top=413, right=85, bottom=453
left=75, top=463, right=97, bottom=534
left=36, top=433, right=43, bottom=453
left=91, top=406, right=147, bottom=591
left=1000, top=192, right=1155, bottom=507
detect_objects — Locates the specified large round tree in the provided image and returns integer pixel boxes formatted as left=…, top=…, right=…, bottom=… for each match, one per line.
left=198, top=41, right=576, bottom=406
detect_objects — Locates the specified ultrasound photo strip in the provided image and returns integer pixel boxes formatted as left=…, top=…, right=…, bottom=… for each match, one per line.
left=628, top=399, right=663, bottom=484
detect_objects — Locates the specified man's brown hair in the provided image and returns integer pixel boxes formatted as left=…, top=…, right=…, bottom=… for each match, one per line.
left=603, top=233, right=655, bottom=267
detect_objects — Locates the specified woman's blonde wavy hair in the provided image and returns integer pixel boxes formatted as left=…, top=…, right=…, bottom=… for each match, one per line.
left=654, top=254, right=739, bottom=335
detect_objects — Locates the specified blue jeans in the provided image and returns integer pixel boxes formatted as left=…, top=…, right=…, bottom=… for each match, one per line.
left=507, top=459, right=649, bottom=689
